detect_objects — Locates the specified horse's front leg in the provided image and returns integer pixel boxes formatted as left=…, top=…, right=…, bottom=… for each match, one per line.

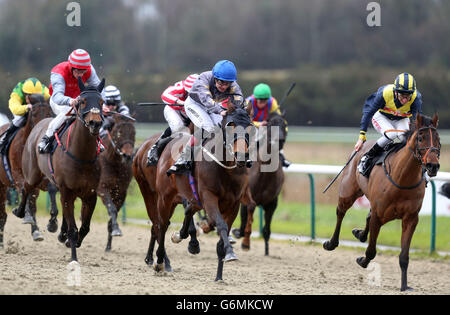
left=352, top=210, right=371, bottom=243
left=399, top=214, right=418, bottom=292
left=47, top=182, right=59, bottom=233
left=60, top=191, right=78, bottom=262
left=27, top=189, right=44, bottom=242
left=0, top=185, right=7, bottom=249
left=77, top=193, right=97, bottom=248
left=242, top=204, right=255, bottom=251
left=356, top=212, right=382, bottom=269
left=101, top=192, right=122, bottom=237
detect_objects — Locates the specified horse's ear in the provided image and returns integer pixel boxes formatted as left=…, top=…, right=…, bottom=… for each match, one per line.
left=77, top=77, right=85, bottom=92
left=432, top=113, right=439, bottom=128
left=415, top=113, right=423, bottom=128
left=97, top=78, right=106, bottom=93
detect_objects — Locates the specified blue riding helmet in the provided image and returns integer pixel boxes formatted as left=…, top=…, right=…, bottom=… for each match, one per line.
left=212, top=60, right=237, bottom=82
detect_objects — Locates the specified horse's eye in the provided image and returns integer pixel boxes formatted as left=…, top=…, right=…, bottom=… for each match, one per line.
left=418, top=137, right=423, bottom=142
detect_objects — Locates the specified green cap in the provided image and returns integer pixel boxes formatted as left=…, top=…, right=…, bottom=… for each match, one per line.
left=253, top=83, right=271, bottom=99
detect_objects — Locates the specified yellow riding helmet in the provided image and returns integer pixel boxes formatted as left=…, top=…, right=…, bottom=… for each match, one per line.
left=394, top=73, right=416, bottom=94
left=22, top=78, right=43, bottom=95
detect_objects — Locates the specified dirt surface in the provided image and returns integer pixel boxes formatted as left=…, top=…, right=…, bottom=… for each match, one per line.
left=0, top=216, right=448, bottom=295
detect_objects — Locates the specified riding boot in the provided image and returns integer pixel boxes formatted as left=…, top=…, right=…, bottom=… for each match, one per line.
left=147, top=127, right=172, bottom=166
left=38, top=135, right=54, bottom=154
left=279, top=151, right=291, bottom=168
left=0, top=124, right=19, bottom=154
left=358, top=143, right=384, bottom=177
left=166, top=141, right=194, bottom=176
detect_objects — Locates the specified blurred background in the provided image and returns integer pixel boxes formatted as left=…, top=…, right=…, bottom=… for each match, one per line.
left=1, top=0, right=449, bottom=252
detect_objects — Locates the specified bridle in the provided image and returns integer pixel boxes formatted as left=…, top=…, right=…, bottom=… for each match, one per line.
left=383, top=125, right=440, bottom=190
left=106, top=126, right=134, bottom=161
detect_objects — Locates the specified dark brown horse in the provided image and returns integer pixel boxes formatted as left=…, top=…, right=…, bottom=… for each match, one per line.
left=133, top=102, right=253, bottom=280
left=323, top=113, right=440, bottom=291
left=232, top=112, right=287, bottom=255
left=21, top=78, right=105, bottom=263
left=98, top=113, right=136, bottom=251
left=0, top=94, right=56, bottom=247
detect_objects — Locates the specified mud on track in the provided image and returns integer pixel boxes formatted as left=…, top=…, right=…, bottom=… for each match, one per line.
left=0, top=216, right=448, bottom=295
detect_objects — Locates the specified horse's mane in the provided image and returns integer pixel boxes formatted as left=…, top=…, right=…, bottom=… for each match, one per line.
left=395, top=114, right=434, bottom=151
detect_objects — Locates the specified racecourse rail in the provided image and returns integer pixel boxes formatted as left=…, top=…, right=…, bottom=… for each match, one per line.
left=282, top=163, right=450, bottom=254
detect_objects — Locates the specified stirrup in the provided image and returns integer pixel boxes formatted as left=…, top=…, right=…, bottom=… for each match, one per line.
left=38, top=136, right=51, bottom=154
left=166, top=161, right=192, bottom=176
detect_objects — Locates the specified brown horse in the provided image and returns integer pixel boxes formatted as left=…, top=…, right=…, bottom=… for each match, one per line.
left=98, top=113, right=136, bottom=251
left=21, top=78, right=105, bottom=263
left=323, top=113, right=440, bottom=291
left=133, top=102, right=253, bottom=280
left=0, top=94, right=56, bottom=247
left=232, top=112, right=287, bottom=255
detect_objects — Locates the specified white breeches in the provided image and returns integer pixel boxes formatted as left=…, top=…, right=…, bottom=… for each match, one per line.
left=371, top=111, right=410, bottom=148
left=184, top=97, right=223, bottom=134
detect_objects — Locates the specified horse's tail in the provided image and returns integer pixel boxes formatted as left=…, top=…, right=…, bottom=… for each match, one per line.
left=439, top=182, right=450, bottom=199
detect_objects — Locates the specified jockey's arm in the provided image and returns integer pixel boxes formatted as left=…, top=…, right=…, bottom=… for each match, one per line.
left=410, top=92, right=423, bottom=122
left=189, top=74, right=223, bottom=114
left=161, top=82, right=185, bottom=106
left=50, top=73, right=73, bottom=106
left=8, top=91, right=28, bottom=116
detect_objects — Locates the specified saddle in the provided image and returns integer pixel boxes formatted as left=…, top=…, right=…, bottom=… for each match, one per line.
left=48, top=117, right=76, bottom=155
left=365, top=141, right=405, bottom=177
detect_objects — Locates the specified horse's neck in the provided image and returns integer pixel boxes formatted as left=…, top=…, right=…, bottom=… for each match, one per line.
left=388, top=144, right=422, bottom=185
left=66, top=118, right=98, bottom=159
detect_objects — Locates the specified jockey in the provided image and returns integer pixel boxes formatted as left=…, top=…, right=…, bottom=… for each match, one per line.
left=100, top=85, right=130, bottom=138
left=167, top=60, right=245, bottom=175
left=246, top=83, right=291, bottom=167
left=355, top=73, right=422, bottom=177
left=0, top=78, right=50, bottom=153
left=38, top=49, right=103, bottom=153
left=146, top=73, right=199, bottom=166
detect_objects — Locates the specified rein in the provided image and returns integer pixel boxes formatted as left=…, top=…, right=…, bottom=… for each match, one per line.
left=106, top=131, right=134, bottom=159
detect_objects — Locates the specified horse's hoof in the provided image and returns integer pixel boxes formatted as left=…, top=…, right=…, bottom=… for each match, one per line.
left=12, top=207, right=24, bottom=219
left=401, top=286, right=414, bottom=292
left=47, top=220, right=58, bottom=233
left=153, top=263, right=165, bottom=273
left=58, top=233, right=67, bottom=243
left=241, top=243, right=250, bottom=251
left=171, top=232, right=182, bottom=244
left=145, top=257, right=153, bottom=267
left=356, top=257, right=368, bottom=268
left=224, top=252, right=238, bottom=262
left=65, top=240, right=71, bottom=248
left=231, top=228, right=242, bottom=239
left=352, top=229, right=367, bottom=242
left=228, top=235, right=236, bottom=244
left=105, top=246, right=111, bottom=252
left=165, top=265, right=174, bottom=273
left=32, top=230, right=44, bottom=242
left=188, top=241, right=200, bottom=255
left=323, top=240, right=338, bottom=251
left=111, top=228, right=123, bottom=237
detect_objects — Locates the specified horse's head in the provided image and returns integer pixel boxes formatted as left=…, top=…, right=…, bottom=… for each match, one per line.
left=77, top=77, right=105, bottom=136
left=27, top=94, right=52, bottom=125
left=266, top=111, right=288, bottom=150
left=109, top=113, right=136, bottom=161
left=222, top=100, right=253, bottom=167
left=411, top=113, right=441, bottom=177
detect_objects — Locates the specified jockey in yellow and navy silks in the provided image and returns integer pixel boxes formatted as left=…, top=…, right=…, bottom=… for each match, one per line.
left=0, top=78, right=50, bottom=152
left=246, top=83, right=290, bottom=167
left=355, top=73, right=423, bottom=177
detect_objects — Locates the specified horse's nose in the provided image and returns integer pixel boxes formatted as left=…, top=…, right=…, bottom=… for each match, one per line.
left=426, top=163, right=440, bottom=177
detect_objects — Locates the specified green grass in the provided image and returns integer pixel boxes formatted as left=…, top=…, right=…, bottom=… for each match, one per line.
left=20, top=179, right=450, bottom=254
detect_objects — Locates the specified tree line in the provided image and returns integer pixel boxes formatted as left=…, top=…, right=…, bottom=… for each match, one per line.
left=0, top=0, right=449, bottom=127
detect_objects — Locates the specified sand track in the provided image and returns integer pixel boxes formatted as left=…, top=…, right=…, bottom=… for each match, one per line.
left=0, top=216, right=448, bottom=295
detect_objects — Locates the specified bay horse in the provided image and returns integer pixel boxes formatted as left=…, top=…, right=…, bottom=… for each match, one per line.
left=98, top=113, right=136, bottom=252
left=0, top=94, right=57, bottom=247
left=232, top=111, right=287, bottom=255
left=21, top=78, right=105, bottom=263
left=323, top=113, right=440, bottom=291
left=133, top=102, right=253, bottom=280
